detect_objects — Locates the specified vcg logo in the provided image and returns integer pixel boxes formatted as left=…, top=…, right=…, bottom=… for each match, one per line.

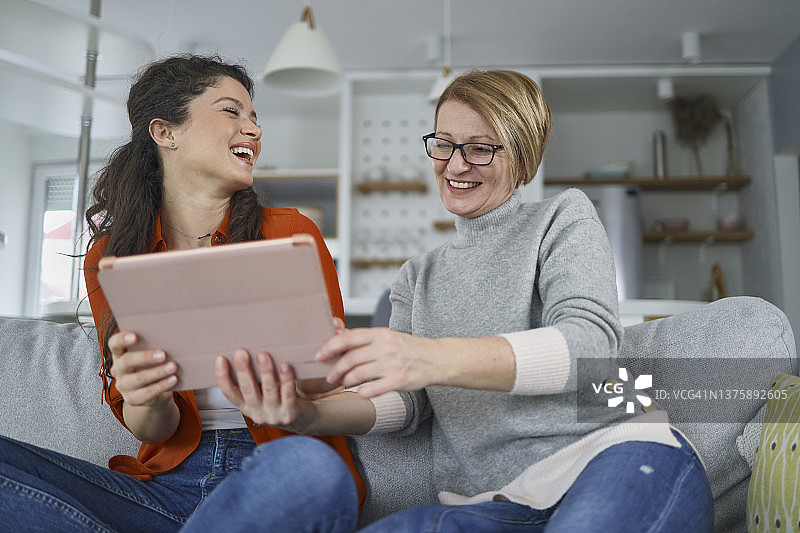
left=592, top=367, right=653, bottom=413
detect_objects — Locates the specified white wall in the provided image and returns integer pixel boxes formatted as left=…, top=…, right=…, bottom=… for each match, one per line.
left=774, top=155, right=800, bottom=354
left=253, top=85, right=340, bottom=169
left=545, top=110, right=730, bottom=179
left=0, top=122, right=92, bottom=317
left=0, top=122, right=32, bottom=316
left=767, top=33, right=800, bottom=349
left=770, top=35, right=800, bottom=155
left=737, top=80, right=784, bottom=307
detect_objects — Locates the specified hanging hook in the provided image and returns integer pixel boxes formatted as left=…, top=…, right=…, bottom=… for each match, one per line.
left=302, top=5, right=315, bottom=28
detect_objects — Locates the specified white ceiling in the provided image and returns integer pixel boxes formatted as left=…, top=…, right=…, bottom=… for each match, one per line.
left=47, top=0, right=800, bottom=70
left=4, top=0, right=800, bottom=137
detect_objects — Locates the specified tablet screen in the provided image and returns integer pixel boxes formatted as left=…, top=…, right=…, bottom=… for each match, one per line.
left=97, top=235, right=336, bottom=390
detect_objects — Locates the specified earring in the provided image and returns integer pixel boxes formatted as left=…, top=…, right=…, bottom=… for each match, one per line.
left=170, top=142, right=175, bottom=148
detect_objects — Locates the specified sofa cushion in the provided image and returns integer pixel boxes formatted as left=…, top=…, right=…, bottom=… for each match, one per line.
left=0, top=317, right=139, bottom=466
left=621, top=296, right=796, bottom=533
left=737, top=402, right=767, bottom=468
left=746, top=372, right=800, bottom=532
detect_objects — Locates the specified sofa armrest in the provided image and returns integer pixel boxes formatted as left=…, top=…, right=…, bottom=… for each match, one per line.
left=0, top=317, right=139, bottom=466
left=621, top=296, right=796, bottom=532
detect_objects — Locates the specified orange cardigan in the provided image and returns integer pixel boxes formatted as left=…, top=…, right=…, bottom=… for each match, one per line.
left=84, top=207, right=365, bottom=505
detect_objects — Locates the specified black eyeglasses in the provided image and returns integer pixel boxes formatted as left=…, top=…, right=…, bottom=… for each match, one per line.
left=422, top=134, right=504, bottom=166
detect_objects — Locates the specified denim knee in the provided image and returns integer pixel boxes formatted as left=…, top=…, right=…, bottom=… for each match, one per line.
left=249, top=435, right=356, bottom=500
left=243, top=435, right=358, bottom=530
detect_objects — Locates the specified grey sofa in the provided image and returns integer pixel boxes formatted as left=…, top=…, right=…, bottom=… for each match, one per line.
left=0, top=296, right=796, bottom=532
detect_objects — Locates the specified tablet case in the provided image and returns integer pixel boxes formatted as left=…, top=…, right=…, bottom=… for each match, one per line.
left=97, top=234, right=335, bottom=390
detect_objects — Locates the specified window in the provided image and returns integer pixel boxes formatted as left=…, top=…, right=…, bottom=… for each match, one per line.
left=26, top=163, right=98, bottom=317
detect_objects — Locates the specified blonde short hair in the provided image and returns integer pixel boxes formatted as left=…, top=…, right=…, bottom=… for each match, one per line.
left=435, top=70, right=552, bottom=188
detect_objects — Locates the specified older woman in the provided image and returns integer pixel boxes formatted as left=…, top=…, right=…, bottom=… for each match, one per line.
left=219, top=70, right=714, bottom=532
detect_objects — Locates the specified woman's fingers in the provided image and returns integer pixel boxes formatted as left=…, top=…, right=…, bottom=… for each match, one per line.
left=108, top=330, right=136, bottom=356
left=113, top=347, right=177, bottom=390
left=220, top=352, right=302, bottom=427
left=278, top=363, right=298, bottom=410
left=316, top=327, right=377, bottom=362
left=352, top=376, right=397, bottom=399
left=215, top=356, right=244, bottom=405
left=113, top=349, right=167, bottom=376
left=321, top=329, right=440, bottom=393
left=122, top=373, right=179, bottom=405
left=106, top=331, right=180, bottom=406
left=232, top=349, right=260, bottom=399
left=108, top=330, right=174, bottom=382
left=256, top=351, right=282, bottom=403
left=326, top=347, right=380, bottom=386
left=322, top=328, right=399, bottom=384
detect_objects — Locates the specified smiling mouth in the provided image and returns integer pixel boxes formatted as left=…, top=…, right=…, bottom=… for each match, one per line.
left=231, top=146, right=254, bottom=162
left=448, top=179, right=480, bottom=190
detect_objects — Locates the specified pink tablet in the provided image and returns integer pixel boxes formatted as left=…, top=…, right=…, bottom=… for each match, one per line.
left=97, top=234, right=335, bottom=390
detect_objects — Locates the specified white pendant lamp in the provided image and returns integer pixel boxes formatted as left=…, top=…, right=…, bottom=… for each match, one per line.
left=427, top=0, right=456, bottom=104
left=263, top=5, right=343, bottom=96
left=427, top=66, right=457, bottom=104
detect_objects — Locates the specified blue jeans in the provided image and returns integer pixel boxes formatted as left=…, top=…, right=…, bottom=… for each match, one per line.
left=0, top=430, right=357, bottom=533
left=360, top=430, right=713, bottom=533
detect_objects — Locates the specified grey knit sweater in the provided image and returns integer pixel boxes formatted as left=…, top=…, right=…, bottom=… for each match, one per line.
left=370, top=188, right=677, bottom=508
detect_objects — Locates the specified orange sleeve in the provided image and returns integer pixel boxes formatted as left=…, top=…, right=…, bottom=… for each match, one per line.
left=84, top=236, right=202, bottom=480
left=291, top=214, right=345, bottom=320
left=84, top=237, right=117, bottom=404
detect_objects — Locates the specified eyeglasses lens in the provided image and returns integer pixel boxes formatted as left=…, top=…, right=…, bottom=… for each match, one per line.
left=462, top=144, right=494, bottom=165
left=426, top=138, right=454, bottom=160
left=424, top=137, right=495, bottom=165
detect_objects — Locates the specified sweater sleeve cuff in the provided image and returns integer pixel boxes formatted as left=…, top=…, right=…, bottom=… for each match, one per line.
left=500, top=327, right=570, bottom=395
left=366, top=391, right=407, bottom=434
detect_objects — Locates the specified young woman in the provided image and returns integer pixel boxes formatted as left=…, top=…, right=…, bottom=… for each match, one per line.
left=0, top=55, right=361, bottom=532
left=219, top=70, right=714, bottom=532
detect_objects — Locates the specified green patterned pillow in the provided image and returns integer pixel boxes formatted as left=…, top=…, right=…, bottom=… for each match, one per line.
left=747, top=373, right=800, bottom=532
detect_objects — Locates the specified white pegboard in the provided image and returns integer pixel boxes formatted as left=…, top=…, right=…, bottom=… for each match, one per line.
left=349, top=89, right=455, bottom=298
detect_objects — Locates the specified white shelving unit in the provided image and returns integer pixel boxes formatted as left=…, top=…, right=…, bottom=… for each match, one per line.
left=330, top=65, right=774, bottom=315
left=252, top=167, right=339, bottom=256
left=2, top=0, right=154, bottom=319
left=0, top=0, right=154, bottom=138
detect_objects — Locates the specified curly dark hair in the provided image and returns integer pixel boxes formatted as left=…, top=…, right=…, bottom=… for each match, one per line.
left=85, top=54, right=265, bottom=370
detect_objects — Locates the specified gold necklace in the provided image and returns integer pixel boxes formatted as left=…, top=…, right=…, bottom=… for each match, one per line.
left=164, top=221, right=213, bottom=240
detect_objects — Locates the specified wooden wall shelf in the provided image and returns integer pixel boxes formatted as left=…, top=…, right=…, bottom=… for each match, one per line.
left=433, top=219, right=456, bottom=231
left=545, top=176, right=750, bottom=191
left=352, top=258, right=409, bottom=268
left=253, top=168, right=337, bottom=180
left=643, top=230, right=754, bottom=242
left=356, top=181, right=428, bottom=194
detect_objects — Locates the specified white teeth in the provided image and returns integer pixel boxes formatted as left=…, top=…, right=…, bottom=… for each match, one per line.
left=231, top=146, right=254, bottom=159
left=448, top=179, right=479, bottom=189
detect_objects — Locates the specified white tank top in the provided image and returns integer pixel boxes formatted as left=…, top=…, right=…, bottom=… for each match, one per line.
left=195, top=387, right=247, bottom=430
